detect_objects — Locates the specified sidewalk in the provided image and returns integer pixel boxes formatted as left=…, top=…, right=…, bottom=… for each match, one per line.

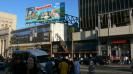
left=102, top=64, right=131, bottom=72
left=80, top=64, right=131, bottom=71
left=105, top=64, right=130, bottom=67
left=80, top=64, right=132, bottom=74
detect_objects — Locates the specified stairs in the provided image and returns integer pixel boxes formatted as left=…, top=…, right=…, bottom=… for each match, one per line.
left=55, top=33, right=69, bottom=52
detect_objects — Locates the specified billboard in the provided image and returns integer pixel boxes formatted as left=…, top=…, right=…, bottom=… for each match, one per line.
left=25, top=2, right=65, bottom=23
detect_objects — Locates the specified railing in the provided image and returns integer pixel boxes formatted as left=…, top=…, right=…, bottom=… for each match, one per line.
left=55, top=33, right=69, bottom=52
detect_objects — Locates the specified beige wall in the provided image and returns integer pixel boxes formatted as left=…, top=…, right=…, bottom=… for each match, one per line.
left=0, top=12, right=17, bottom=30
left=0, top=12, right=17, bottom=57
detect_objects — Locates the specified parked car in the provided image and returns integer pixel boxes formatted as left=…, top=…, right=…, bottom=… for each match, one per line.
left=94, top=56, right=110, bottom=65
left=80, top=56, right=110, bottom=65
left=80, top=57, right=92, bottom=65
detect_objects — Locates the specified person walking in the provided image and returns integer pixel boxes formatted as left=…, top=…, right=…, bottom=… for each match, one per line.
left=73, top=58, right=80, bottom=74
left=88, top=60, right=95, bottom=74
left=27, top=57, right=35, bottom=74
left=69, top=60, right=74, bottom=74
left=5, top=59, right=12, bottom=74
left=131, top=59, right=133, bottom=74
left=45, top=58, right=53, bottom=74
left=59, top=58, right=69, bottom=74
left=53, top=59, right=60, bottom=74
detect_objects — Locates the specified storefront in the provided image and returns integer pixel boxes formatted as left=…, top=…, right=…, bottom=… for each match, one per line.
left=74, top=40, right=97, bottom=58
left=110, top=40, right=130, bottom=61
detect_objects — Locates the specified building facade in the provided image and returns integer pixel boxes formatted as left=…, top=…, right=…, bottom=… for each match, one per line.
left=73, top=0, right=133, bottom=61
left=0, top=12, right=16, bottom=30
left=11, top=23, right=70, bottom=56
left=0, top=12, right=17, bottom=57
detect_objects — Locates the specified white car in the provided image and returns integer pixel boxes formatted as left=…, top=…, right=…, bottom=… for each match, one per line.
left=28, top=49, right=49, bottom=74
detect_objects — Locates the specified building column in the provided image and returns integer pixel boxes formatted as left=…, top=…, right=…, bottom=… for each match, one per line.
left=0, top=39, right=1, bottom=55
left=129, top=9, right=133, bottom=33
left=0, top=40, right=2, bottom=55
left=1, top=40, right=4, bottom=56
left=130, top=39, right=133, bottom=59
left=97, top=15, right=101, bottom=55
left=129, top=9, right=133, bottom=59
left=2, top=40, right=5, bottom=56
left=107, top=13, right=111, bottom=57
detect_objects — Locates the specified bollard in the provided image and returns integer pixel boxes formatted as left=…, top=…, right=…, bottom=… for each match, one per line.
left=88, top=61, right=95, bottom=74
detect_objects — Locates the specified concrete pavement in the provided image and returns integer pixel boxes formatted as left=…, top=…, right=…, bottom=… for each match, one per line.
left=80, top=64, right=132, bottom=74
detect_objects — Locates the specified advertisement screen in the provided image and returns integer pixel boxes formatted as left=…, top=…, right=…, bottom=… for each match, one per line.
left=25, top=2, right=65, bottom=23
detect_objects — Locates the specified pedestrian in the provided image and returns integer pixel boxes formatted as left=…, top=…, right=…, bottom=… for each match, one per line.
left=5, top=58, right=11, bottom=74
left=53, top=59, right=60, bottom=74
left=73, top=58, right=80, bottom=74
left=124, top=56, right=129, bottom=64
left=27, top=57, right=35, bottom=74
left=69, top=60, right=74, bottom=74
left=59, top=58, right=69, bottom=74
left=130, top=59, right=133, bottom=74
left=45, top=58, right=53, bottom=74
left=88, top=60, right=95, bottom=74
left=12, top=57, right=21, bottom=74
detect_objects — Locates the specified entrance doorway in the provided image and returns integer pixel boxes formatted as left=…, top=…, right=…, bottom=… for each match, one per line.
left=111, top=44, right=130, bottom=62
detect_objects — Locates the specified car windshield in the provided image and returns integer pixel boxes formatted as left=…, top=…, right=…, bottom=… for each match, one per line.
left=37, top=55, right=48, bottom=63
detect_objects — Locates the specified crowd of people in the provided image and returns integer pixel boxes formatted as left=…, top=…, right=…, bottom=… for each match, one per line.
left=45, top=57, right=80, bottom=74
left=5, top=56, right=38, bottom=74
left=4, top=56, right=81, bottom=74
left=3, top=54, right=133, bottom=74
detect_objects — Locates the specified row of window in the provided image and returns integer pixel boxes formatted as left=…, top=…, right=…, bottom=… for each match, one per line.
left=80, top=0, right=133, bottom=15
left=12, top=26, right=50, bottom=36
left=80, top=10, right=131, bottom=30
left=11, top=32, right=50, bottom=44
left=80, top=0, right=133, bottom=30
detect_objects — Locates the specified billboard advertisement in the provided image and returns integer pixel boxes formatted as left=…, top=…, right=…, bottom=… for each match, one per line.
left=25, top=2, right=65, bottom=23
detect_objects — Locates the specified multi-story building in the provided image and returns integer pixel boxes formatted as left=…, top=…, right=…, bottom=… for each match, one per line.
left=0, top=12, right=16, bottom=30
left=73, top=0, right=133, bottom=61
left=0, top=12, right=17, bottom=57
left=11, top=23, right=69, bottom=56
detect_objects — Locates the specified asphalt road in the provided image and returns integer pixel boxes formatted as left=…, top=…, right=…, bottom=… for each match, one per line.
left=80, top=64, right=132, bottom=74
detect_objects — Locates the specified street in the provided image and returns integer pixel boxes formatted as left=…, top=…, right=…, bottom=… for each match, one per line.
left=80, top=64, right=132, bottom=74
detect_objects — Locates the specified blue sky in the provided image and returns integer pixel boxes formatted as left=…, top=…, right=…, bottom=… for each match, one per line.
left=0, top=0, right=78, bottom=29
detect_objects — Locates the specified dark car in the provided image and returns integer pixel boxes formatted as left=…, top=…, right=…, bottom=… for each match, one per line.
left=80, top=57, right=92, bottom=65
left=80, top=56, right=109, bottom=65
left=94, top=56, right=110, bottom=65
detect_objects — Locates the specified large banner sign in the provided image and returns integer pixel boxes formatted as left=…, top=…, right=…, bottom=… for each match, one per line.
left=25, top=2, right=65, bottom=23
